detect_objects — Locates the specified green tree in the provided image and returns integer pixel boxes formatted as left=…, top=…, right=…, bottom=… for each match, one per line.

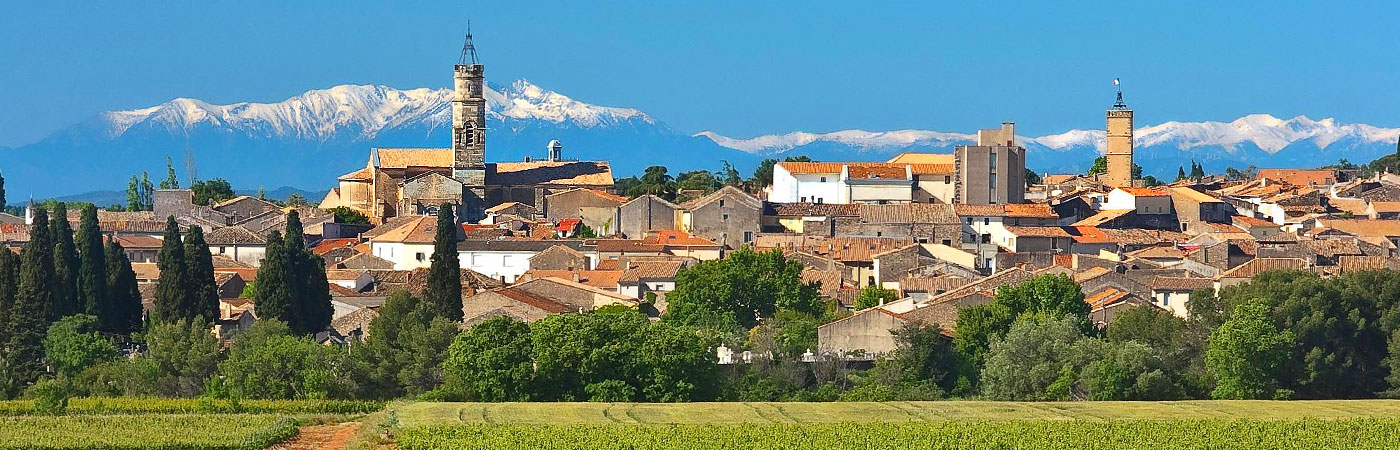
left=189, top=178, right=234, bottom=206
left=1190, top=160, right=1205, bottom=180
left=665, top=247, right=820, bottom=331
left=676, top=170, right=720, bottom=194
left=9, top=206, right=55, bottom=390
left=1076, top=338, right=1180, bottom=400
left=287, top=211, right=332, bottom=335
left=49, top=203, right=80, bottom=320
left=140, top=172, right=155, bottom=210
left=749, top=156, right=811, bottom=190
left=103, top=241, right=144, bottom=334
left=0, top=249, right=16, bottom=348
left=144, top=319, right=222, bottom=396
left=424, top=204, right=463, bottom=322
left=220, top=320, right=361, bottom=399
left=75, top=205, right=106, bottom=317
left=720, top=161, right=743, bottom=187
left=254, top=231, right=296, bottom=328
left=1177, top=166, right=1187, bottom=181
left=1086, top=156, right=1108, bottom=176
left=444, top=316, right=535, bottom=401
left=979, top=315, right=1086, bottom=401
left=532, top=306, right=718, bottom=402
left=0, top=171, right=5, bottom=212
left=328, top=206, right=369, bottom=224
left=160, top=155, right=180, bottom=189
left=126, top=175, right=143, bottom=211
left=1024, top=168, right=1042, bottom=187
left=183, top=226, right=219, bottom=323
left=43, top=314, right=117, bottom=378
left=352, top=291, right=461, bottom=398
left=626, top=166, right=678, bottom=200
left=954, top=273, right=1088, bottom=366
left=1207, top=300, right=1294, bottom=399
left=285, top=193, right=308, bottom=207
left=854, top=285, right=900, bottom=310
left=152, top=217, right=192, bottom=324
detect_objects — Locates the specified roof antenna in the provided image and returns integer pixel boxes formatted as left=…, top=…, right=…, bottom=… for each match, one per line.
left=459, top=20, right=479, bottom=65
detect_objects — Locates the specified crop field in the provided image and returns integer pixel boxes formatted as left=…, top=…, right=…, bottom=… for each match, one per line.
left=396, top=420, right=1400, bottom=450
left=0, top=397, right=382, bottom=416
left=390, top=400, right=1400, bottom=425
left=0, top=414, right=297, bottom=450
left=386, top=401, right=1400, bottom=450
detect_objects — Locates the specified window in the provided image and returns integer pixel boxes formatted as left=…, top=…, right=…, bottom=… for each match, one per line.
left=415, top=252, right=426, bottom=262
left=981, top=234, right=991, bottom=244
left=966, top=218, right=973, bottom=225
left=719, top=199, right=725, bottom=207
left=942, top=239, right=952, bottom=246
left=744, top=231, right=753, bottom=242
left=801, top=196, right=807, bottom=202
left=989, top=153, right=998, bottom=167
left=820, top=177, right=827, bottom=182
left=989, top=174, right=997, bottom=188
left=944, top=175, right=951, bottom=183
left=722, top=214, right=729, bottom=221
left=1163, top=297, right=1170, bottom=306
left=983, top=218, right=990, bottom=225
left=816, top=197, right=823, bottom=204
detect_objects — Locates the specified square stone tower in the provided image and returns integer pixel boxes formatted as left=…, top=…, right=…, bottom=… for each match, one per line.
left=1104, top=92, right=1134, bottom=188
left=453, top=31, right=488, bottom=219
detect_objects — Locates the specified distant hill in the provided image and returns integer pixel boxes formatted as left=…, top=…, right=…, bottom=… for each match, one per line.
left=53, top=187, right=327, bottom=206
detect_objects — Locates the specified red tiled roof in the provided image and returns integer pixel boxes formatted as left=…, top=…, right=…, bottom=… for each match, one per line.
left=556, top=218, right=582, bottom=232
left=1063, top=226, right=1114, bottom=244
left=1118, top=187, right=1167, bottom=197
left=311, top=238, right=358, bottom=256
left=643, top=230, right=719, bottom=247
left=1257, top=169, right=1336, bottom=186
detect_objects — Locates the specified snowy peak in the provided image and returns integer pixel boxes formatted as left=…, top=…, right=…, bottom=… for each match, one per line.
left=700, top=114, right=1400, bottom=155
left=94, top=80, right=656, bottom=141
left=693, top=129, right=974, bottom=154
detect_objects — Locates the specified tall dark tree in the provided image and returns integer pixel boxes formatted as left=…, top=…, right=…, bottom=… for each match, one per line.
left=152, top=216, right=191, bottom=323
left=76, top=205, right=107, bottom=316
left=424, top=204, right=463, bottom=321
left=0, top=170, right=6, bottom=212
left=9, top=207, right=55, bottom=388
left=284, top=210, right=331, bottom=334
left=160, top=155, right=180, bottom=189
left=0, top=249, right=18, bottom=348
left=49, top=203, right=80, bottom=320
left=103, top=241, right=144, bottom=334
left=1177, top=166, right=1187, bottom=181
left=254, top=231, right=297, bottom=329
left=183, top=226, right=219, bottom=322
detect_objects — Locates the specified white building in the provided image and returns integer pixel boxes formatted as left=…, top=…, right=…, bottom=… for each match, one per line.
left=954, top=203, right=1060, bottom=271
left=366, top=216, right=439, bottom=270
left=457, top=240, right=592, bottom=283
left=769, top=155, right=955, bottom=205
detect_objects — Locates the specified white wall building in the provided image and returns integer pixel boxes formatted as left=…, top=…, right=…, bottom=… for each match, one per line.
left=457, top=241, right=592, bottom=283
left=769, top=158, right=955, bottom=205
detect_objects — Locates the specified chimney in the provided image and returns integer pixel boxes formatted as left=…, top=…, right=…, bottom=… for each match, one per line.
left=572, top=273, right=580, bottom=282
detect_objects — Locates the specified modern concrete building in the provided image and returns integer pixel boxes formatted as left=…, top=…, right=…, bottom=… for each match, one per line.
left=953, top=122, right=1026, bottom=205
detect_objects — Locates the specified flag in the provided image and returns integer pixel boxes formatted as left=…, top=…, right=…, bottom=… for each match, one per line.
left=1113, top=78, right=1120, bottom=86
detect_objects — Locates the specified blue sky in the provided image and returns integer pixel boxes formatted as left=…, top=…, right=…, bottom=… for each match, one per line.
left=2, top=1, right=1397, bottom=146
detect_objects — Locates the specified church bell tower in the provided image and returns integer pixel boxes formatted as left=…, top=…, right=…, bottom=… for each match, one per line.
left=453, top=27, right=487, bottom=218
left=1104, top=80, right=1134, bottom=188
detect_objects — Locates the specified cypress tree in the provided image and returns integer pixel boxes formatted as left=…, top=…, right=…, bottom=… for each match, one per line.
left=297, top=250, right=333, bottom=335
left=10, top=207, right=54, bottom=387
left=425, top=204, right=463, bottom=321
left=76, top=204, right=106, bottom=316
left=254, top=231, right=296, bottom=328
left=183, top=226, right=219, bottom=322
left=103, top=241, right=143, bottom=334
left=0, top=248, right=17, bottom=348
left=152, top=216, right=191, bottom=323
left=49, top=203, right=80, bottom=320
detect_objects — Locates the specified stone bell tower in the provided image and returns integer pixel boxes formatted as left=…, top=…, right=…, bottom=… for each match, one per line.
left=453, top=27, right=487, bottom=218
left=1104, top=82, right=1135, bottom=188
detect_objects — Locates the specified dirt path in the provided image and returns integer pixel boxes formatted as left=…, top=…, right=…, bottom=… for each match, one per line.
left=271, top=422, right=362, bottom=450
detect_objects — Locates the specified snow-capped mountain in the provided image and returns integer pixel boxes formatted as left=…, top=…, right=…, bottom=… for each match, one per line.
left=5, top=77, right=1399, bottom=199
left=3, top=80, right=749, bottom=197
left=696, top=114, right=1400, bottom=177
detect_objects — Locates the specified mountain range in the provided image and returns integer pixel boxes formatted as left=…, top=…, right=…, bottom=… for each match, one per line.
left=2, top=80, right=1398, bottom=199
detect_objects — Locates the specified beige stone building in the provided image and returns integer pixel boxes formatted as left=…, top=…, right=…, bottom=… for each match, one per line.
left=1102, top=91, right=1135, bottom=188
left=321, top=33, right=612, bottom=222
left=953, top=122, right=1026, bottom=205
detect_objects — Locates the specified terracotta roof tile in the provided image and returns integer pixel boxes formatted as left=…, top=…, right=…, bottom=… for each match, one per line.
left=1318, top=219, right=1400, bottom=238
left=1216, top=257, right=1309, bottom=279
left=1152, top=276, right=1213, bottom=291
left=489, top=161, right=614, bottom=186
left=1257, top=169, right=1336, bottom=186
left=1118, top=187, right=1168, bottom=197
left=1063, top=226, right=1114, bottom=244
left=376, top=148, right=452, bottom=168
left=1004, top=226, right=1070, bottom=237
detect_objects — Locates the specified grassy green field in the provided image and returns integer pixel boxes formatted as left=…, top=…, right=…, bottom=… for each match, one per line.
left=391, top=400, right=1400, bottom=425
left=0, top=414, right=297, bottom=450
